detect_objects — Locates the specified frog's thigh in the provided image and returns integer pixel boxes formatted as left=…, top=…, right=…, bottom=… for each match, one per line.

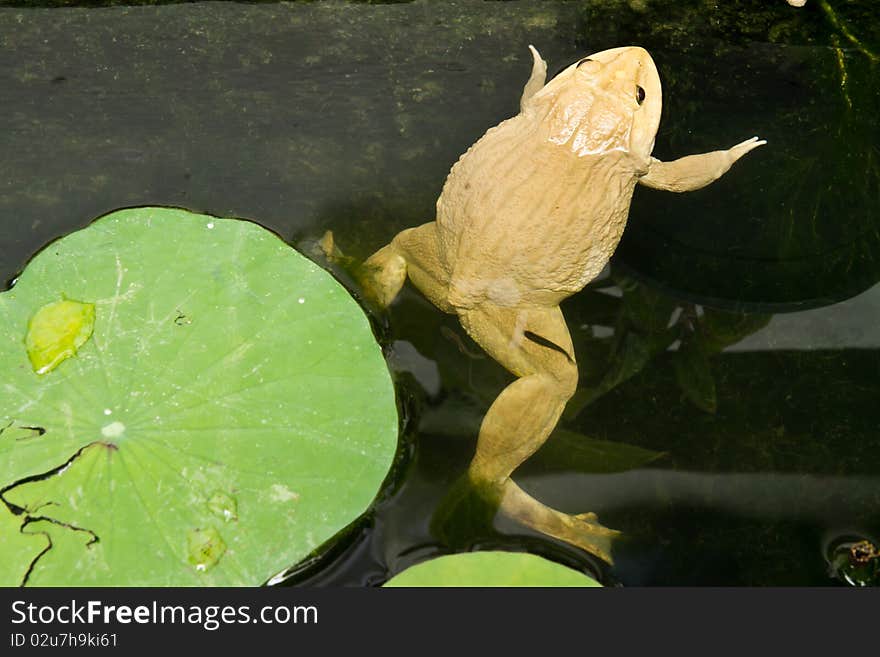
left=459, top=304, right=575, bottom=379
left=392, top=222, right=455, bottom=314
left=458, top=304, right=577, bottom=481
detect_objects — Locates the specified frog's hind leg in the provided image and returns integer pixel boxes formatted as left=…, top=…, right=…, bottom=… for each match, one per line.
left=361, top=221, right=454, bottom=313
left=458, top=303, right=619, bottom=563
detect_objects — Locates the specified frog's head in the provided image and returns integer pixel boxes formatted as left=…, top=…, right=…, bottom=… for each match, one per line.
left=528, top=46, right=662, bottom=164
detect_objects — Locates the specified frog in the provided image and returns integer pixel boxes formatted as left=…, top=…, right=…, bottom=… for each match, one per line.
left=359, top=45, right=765, bottom=564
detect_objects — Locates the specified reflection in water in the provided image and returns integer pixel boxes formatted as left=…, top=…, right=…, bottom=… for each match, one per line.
left=520, top=470, right=880, bottom=524
left=386, top=340, right=442, bottom=397
left=615, top=0, right=880, bottom=310
left=730, top=282, right=880, bottom=351
left=563, top=269, right=772, bottom=418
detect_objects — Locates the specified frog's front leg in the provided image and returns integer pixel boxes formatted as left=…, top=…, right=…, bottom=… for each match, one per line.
left=361, top=221, right=455, bottom=312
left=638, top=136, right=766, bottom=192
left=520, top=45, right=547, bottom=111
left=458, top=302, right=619, bottom=564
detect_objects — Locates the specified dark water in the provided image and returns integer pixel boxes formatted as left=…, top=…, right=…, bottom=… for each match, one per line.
left=1, top=0, right=878, bottom=586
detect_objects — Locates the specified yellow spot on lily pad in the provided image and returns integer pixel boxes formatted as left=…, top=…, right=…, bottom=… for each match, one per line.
left=25, top=299, right=96, bottom=375
left=187, top=527, right=226, bottom=572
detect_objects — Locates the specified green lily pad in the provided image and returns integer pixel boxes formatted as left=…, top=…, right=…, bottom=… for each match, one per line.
left=0, top=503, right=48, bottom=586
left=384, top=551, right=600, bottom=587
left=0, top=207, right=398, bottom=586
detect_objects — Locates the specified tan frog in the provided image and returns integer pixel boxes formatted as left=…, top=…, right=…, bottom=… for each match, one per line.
left=360, top=46, right=764, bottom=563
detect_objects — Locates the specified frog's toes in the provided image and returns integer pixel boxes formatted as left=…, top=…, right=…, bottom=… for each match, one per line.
left=733, top=136, right=767, bottom=152
left=521, top=45, right=548, bottom=110
left=317, top=230, right=344, bottom=262
left=358, top=244, right=407, bottom=309
left=558, top=511, right=621, bottom=564
left=527, top=44, right=547, bottom=76
left=727, top=136, right=767, bottom=165
left=572, top=512, right=621, bottom=538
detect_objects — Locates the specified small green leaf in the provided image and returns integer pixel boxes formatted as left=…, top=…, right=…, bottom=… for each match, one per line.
left=616, top=273, right=677, bottom=335
left=672, top=340, right=717, bottom=414
left=384, top=551, right=601, bottom=587
left=25, top=299, right=95, bottom=375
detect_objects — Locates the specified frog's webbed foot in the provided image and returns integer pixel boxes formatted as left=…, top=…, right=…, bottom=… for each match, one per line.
left=520, top=45, right=547, bottom=112
left=360, top=242, right=407, bottom=308
left=314, top=230, right=356, bottom=267
left=497, top=481, right=620, bottom=564
left=360, top=221, right=454, bottom=312
left=638, top=136, right=766, bottom=193
left=728, top=136, right=767, bottom=161
left=460, top=303, right=619, bottom=564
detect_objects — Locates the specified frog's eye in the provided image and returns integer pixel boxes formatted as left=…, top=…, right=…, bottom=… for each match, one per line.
left=576, top=57, right=594, bottom=68
left=636, top=85, right=646, bottom=105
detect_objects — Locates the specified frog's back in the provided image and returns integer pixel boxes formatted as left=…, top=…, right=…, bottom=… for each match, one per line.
left=436, top=115, right=639, bottom=309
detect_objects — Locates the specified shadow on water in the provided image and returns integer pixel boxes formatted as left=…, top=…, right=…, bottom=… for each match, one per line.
left=2, top=0, right=879, bottom=585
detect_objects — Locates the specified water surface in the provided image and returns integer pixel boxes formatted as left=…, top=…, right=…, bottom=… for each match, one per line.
left=2, top=0, right=878, bottom=586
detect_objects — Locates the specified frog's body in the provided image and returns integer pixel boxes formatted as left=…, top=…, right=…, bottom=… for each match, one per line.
left=361, top=46, right=764, bottom=563
left=440, top=120, right=636, bottom=309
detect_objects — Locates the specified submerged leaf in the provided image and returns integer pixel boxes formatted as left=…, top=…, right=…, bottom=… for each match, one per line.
left=524, top=428, right=666, bottom=475
left=25, top=299, right=95, bottom=374
left=617, top=273, right=678, bottom=335
left=565, top=328, right=675, bottom=419
left=698, top=309, right=772, bottom=353
left=430, top=473, right=500, bottom=549
left=672, top=340, right=717, bottom=414
left=420, top=399, right=665, bottom=476
left=384, top=551, right=600, bottom=587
